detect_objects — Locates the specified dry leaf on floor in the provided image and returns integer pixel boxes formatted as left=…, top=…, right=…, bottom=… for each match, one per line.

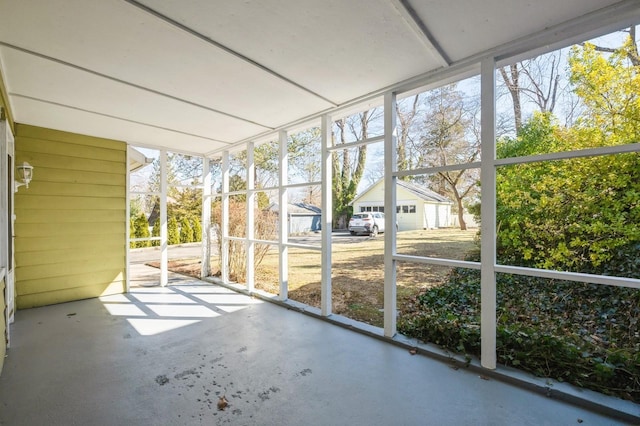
left=409, top=348, right=417, bottom=355
left=479, top=375, right=490, bottom=381
left=217, top=396, right=229, bottom=411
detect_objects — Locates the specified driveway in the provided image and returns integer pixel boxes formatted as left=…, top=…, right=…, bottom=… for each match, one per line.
left=130, top=231, right=373, bottom=264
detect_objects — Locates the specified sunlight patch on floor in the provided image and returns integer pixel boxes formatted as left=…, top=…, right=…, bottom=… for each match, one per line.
left=99, top=282, right=262, bottom=336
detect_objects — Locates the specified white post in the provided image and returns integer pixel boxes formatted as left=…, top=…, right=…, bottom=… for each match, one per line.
left=480, top=57, right=497, bottom=369
left=221, top=151, right=230, bottom=283
left=246, top=142, right=255, bottom=292
left=320, top=114, right=332, bottom=316
left=278, top=130, right=288, bottom=301
left=384, top=91, right=398, bottom=337
left=125, top=146, right=131, bottom=292
left=201, top=157, right=212, bottom=279
left=160, top=149, right=168, bottom=287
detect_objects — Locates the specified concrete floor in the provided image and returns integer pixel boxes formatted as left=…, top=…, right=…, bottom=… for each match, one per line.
left=0, top=268, right=633, bottom=425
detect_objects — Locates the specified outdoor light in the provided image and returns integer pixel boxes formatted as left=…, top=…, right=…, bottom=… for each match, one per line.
left=15, top=161, right=34, bottom=192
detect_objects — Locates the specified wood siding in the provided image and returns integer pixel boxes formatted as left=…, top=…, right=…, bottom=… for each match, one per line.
left=14, top=125, right=127, bottom=308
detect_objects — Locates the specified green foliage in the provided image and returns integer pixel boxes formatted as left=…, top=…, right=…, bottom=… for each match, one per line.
left=332, top=113, right=370, bottom=228
left=401, top=35, right=640, bottom=403
left=180, top=216, right=194, bottom=243
left=151, top=218, right=160, bottom=247
left=496, top=114, right=640, bottom=276
left=192, top=216, right=202, bottom=242
left=133, top=213, right=151, bottom=248
left=399, top=269, right=640, bottom=402
left=569, top=40, right=640, bottom=141
left=169, top=187, right=202, bottom=223
left=167, top=217, right=180, bottom=245
left=129, top=218, right=136, bottom=249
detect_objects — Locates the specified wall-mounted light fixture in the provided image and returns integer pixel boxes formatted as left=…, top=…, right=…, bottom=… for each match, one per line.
left=15, top=161, right=34, bottom=192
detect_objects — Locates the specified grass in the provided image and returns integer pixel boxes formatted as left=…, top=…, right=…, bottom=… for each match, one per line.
left=158, top=228, right=477, bottom=327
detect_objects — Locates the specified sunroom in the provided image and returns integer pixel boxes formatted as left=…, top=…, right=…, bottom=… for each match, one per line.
left=0, top=1, right=639, bottom=424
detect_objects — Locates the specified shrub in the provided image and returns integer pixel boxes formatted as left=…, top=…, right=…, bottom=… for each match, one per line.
left=180, top=216, right=194, bottom=243
left=192, top=216, right=202, bottom=242
left=398, top=269, right=640, bottom=402
left=167, top=217, right=180, bottom=245
left=133, top=213, right=151, bottom=248
left=151, top=218, right=160, bottom=247
left=496, top=115, right=640, bottom=278
left=210, top=200, right=277, bottom=282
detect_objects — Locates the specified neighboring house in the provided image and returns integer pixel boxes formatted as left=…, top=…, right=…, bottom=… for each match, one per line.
left=269, top=202, right=321, bottom=235
left=351, top=179, right=453, bottom=231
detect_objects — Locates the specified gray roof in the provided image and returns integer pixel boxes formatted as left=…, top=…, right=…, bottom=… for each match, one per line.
left=351, top=179, right=452, bottom=205
left=396, top=180, right=452, bottom=204
left=268, top=202, right=321, bottom=214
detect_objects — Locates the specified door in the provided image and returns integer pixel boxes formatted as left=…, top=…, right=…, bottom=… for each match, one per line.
left=1, top=117, right=15, bottom=347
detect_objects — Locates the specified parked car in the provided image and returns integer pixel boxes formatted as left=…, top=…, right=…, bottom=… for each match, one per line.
left=348, top=212, right=386, bottom=236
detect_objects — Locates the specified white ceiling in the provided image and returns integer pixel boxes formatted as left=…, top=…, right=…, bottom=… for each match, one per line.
left=0, top=0, right=636, bottom=156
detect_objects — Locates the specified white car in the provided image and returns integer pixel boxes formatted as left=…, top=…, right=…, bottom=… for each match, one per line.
left=348, top=212, right=386, bottom=236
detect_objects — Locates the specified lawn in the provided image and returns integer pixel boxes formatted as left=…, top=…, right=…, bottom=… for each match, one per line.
left=160, top=228, right=477, bottom=327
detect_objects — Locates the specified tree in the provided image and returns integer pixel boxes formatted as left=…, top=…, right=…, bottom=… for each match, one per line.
left=133, top=213, right=151, bottom=248
left=129, top=218, right=136, bottom=249
left=288, top=128, right=322, bottom=205
left=415, top=85, right=480, bottom=230
left=397, top=94, right=421, bottom=178
left=496, top=114, right=640, bottom=275
left=170, top=186, right=202, bottom=225
left=582, top=26, right=639, bottom=66
left=151, top=218, right=160, bottom=247
left=192, top=216, right=202, bottom=243
left=497, top=25, right=640, bottom=275
left=569, top=36, right=640, bottom=142
left=167, top=217, right=180, bottom=245
left=180, top=216, right=194, bottom=243
left=499, top=64, right=523, bottom=132
left=332, top=109, right=380, bottom=228
left=499, top=52, right=566, bottom=133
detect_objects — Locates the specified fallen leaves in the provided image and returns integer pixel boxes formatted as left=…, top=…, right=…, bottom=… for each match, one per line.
left=409, top=348, right=418, bottom=355
left=217, top=395, right=229, bottom=411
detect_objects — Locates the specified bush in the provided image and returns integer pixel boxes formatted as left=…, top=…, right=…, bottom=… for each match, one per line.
left=496, top=114, right=640, bottom=278
left=398, top=269, right=640, bottom=402
left=151, top=218, right=160, bottom=247
left=210, top=200, right=277, bottom=282
left=129, top=218, right=136, bottom=249
left=192, top=216, right=202, bottom=242
left=168, top=217, right=180, bottom=245
left=133, top=213, right=151, bottom=248
left=180, top=216, right=194, bottom=243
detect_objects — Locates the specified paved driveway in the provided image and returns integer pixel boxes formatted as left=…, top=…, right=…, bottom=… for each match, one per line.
left=130, top=231, right=373, bottom=264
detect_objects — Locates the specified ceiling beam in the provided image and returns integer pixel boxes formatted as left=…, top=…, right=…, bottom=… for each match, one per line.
left=11, top=93, right=232, bottom=144
left=210, top=0, right=640, bottom=157
left=0, top=42, right=273, bottom=131
left=123, top=0, right=339, bottom=107
left=389, top=0, right=451, bottom=67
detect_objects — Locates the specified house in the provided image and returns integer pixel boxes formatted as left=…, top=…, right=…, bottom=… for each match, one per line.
left=269, top=202, right=321, bottom=235
left=352, top=179, right=452, bottom=231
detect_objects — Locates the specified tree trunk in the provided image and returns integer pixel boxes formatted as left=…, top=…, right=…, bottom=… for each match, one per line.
left=455, top=196, right=467, bottom=231
left=499, top=65, right=522, bottom=133
left=397, top=95, right=420, bottom=177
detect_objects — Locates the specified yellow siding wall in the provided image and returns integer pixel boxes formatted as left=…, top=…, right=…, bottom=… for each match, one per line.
left=14, top=125, right=127, bottom=308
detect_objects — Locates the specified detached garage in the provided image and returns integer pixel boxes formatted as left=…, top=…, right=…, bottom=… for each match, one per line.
left=351, top=179, right=453, bottom=231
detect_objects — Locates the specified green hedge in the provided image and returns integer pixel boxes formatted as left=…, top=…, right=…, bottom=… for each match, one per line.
left=398, top=268, right=640, bottom=402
